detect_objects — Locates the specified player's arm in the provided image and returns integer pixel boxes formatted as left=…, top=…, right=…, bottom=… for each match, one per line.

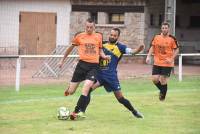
left=58, top=45, right=75, bottom=68
left=146, top=46, right=154, bottom=64
left=166, top=36, right=180, bottom=64
left=58, top=32, right=80, bottom=68
left=125, top=44, right=145, bottom=55
left=132, top=44, right=145, bottom=55
left=98, top=33, right=110, bottom=60
left=166, top=47, right=179, bottom=64
left=170, top=35, right=179, bottom=60
left=173, top=48, right=179, bottom=59
left=172, top=39, right=179, bottom=60
left=100, top=49, right=111, bottom=60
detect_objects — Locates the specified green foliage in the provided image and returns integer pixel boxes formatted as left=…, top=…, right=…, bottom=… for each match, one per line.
left=0, top=77, right=200, bottom=134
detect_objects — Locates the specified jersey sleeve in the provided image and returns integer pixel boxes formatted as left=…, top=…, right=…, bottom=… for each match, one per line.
left=71, top=32, right=82, bottom=46
left=150, top=35, right=157, bottom=47
left=117, top=42, right=127, bottom=54
left=169, top=35, right=179, bottom=49
left=125, top=48, right=133, bottom=54
left=99, top=35, right=103, bottom=48
left=96, top=32, right=103, bottom=48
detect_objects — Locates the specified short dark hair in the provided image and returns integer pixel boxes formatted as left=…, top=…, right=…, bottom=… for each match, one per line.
left=161, top=22, right=170, bottom=27
left=112, top=28, right=121, bottom=36
left=86, top=18, right=95, bottom=23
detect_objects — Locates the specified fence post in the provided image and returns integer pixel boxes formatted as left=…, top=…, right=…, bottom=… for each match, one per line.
left=178, top=54, right=182, bottom=82
left=15, top=57, right=21, bottom=91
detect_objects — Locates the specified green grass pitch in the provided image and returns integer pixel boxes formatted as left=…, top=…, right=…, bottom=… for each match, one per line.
left=0, top=76, right=200, bottom=134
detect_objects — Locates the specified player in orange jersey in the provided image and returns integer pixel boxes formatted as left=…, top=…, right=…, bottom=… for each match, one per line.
left=58, top=18, right=110, bottom=115
left=146, top=22, right=179, bottom=101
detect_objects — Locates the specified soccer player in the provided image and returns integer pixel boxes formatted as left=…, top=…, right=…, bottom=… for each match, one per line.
left=146, top=22, right=179, bottom=101
left=70, top=28, right=145, bottom=120
left=58, top=18, right=110, bottom=115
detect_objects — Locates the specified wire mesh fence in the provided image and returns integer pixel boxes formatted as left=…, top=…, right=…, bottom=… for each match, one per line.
left=0, top=57, right=17, bottom=89
left=0, top=54, right=200, bottom=91
left=0, top=56, right=78, bottom=90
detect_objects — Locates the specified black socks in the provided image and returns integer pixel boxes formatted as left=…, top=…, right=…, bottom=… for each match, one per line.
left=155, top=81, right=162, bottom=91
left=155, top=81, right=168, bottom=93
left=74, top=88, right=93, bottom=113
left=118, top=97, right=136, bottom=113
left=162, top=84, right=167, bottom=95
left=74, top=95, right=88, bottom=113
left=82, top=88, right=93, bottom=112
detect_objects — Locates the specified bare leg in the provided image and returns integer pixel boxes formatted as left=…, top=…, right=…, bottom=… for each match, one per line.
left=64, top=82, right=80, bottom=96
left=81, top=80, right=95, bottom=96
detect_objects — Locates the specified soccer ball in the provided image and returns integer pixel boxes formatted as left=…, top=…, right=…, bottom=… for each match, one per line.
left=57, top=107, right=70, bottom=120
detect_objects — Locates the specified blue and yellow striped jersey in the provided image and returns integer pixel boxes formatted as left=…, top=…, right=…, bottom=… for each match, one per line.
left=99, top=42, right=127, bottom=74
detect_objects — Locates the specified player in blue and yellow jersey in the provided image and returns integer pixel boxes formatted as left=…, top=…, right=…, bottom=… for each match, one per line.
left=70, top=28, right=144, bottom=120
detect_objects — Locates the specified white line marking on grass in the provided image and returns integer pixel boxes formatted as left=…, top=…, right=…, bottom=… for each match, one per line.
left=0, top=96, right=68, bottom=104
left=0, top=89, right=199, bottom=104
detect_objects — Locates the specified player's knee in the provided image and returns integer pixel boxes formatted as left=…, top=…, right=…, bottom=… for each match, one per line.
left=152, top=79, right=159, bottom=84
left=151, top=76, right=158, bottom=83
left=160, top=77, right=167, bottom=85
left=160, top=80, right=167, bottom=85
left=81, top=88, right=91, bottom=96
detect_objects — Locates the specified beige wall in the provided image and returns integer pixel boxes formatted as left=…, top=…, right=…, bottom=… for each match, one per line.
left=0, top=0, right=71, bottom=54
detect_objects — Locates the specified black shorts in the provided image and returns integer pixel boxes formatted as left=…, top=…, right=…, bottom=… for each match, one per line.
left=152, top=65, right=172, bottom=77
left=71, top=60, right=99, bottom=82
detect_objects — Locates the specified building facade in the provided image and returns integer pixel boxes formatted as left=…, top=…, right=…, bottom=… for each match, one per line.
left=0, top=0, right=199, bottom=63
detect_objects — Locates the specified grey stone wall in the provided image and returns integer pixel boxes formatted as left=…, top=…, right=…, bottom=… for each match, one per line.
left=69, top=11, right=145, bottom=63
left=70, top=12, right=90, bottom=38
left=70, top=12, right=145, bottom=48
left=71, top=0, right=146, bottom=6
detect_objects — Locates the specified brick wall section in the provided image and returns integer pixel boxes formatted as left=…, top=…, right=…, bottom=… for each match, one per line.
left=70, top=0, right=146, bottom=43
left=70, top=11, right=145, bottom=63
left=70, top=12, right=89, bottom=38
left=71, top=0, right=146, bottom=5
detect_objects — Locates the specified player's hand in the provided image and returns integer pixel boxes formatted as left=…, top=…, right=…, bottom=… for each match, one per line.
left=138, top=44, right=145, bottom=52
left=165, top=58, right=173, bottom=64
left=104, top=55, right=111, bottom=60
left=146, top=56, right=151, bottom=64
left=58, top=61, right=63, bottom=68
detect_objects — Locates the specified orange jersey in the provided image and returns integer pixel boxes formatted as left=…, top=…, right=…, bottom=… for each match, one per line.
left=151, top=34, right=179, bottom=67
left=72, top=32, right=102, bottom=63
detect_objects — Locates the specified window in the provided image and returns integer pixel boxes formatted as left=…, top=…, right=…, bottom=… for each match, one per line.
left=90, top=12, right=98, bottom=24
left=190, top=16, right=200, bottom=27
left=150, top=14, right=154, bottom=26
left=109, top=13, right=124, bottom=24
left=72, top=5, right=144, bottom=25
